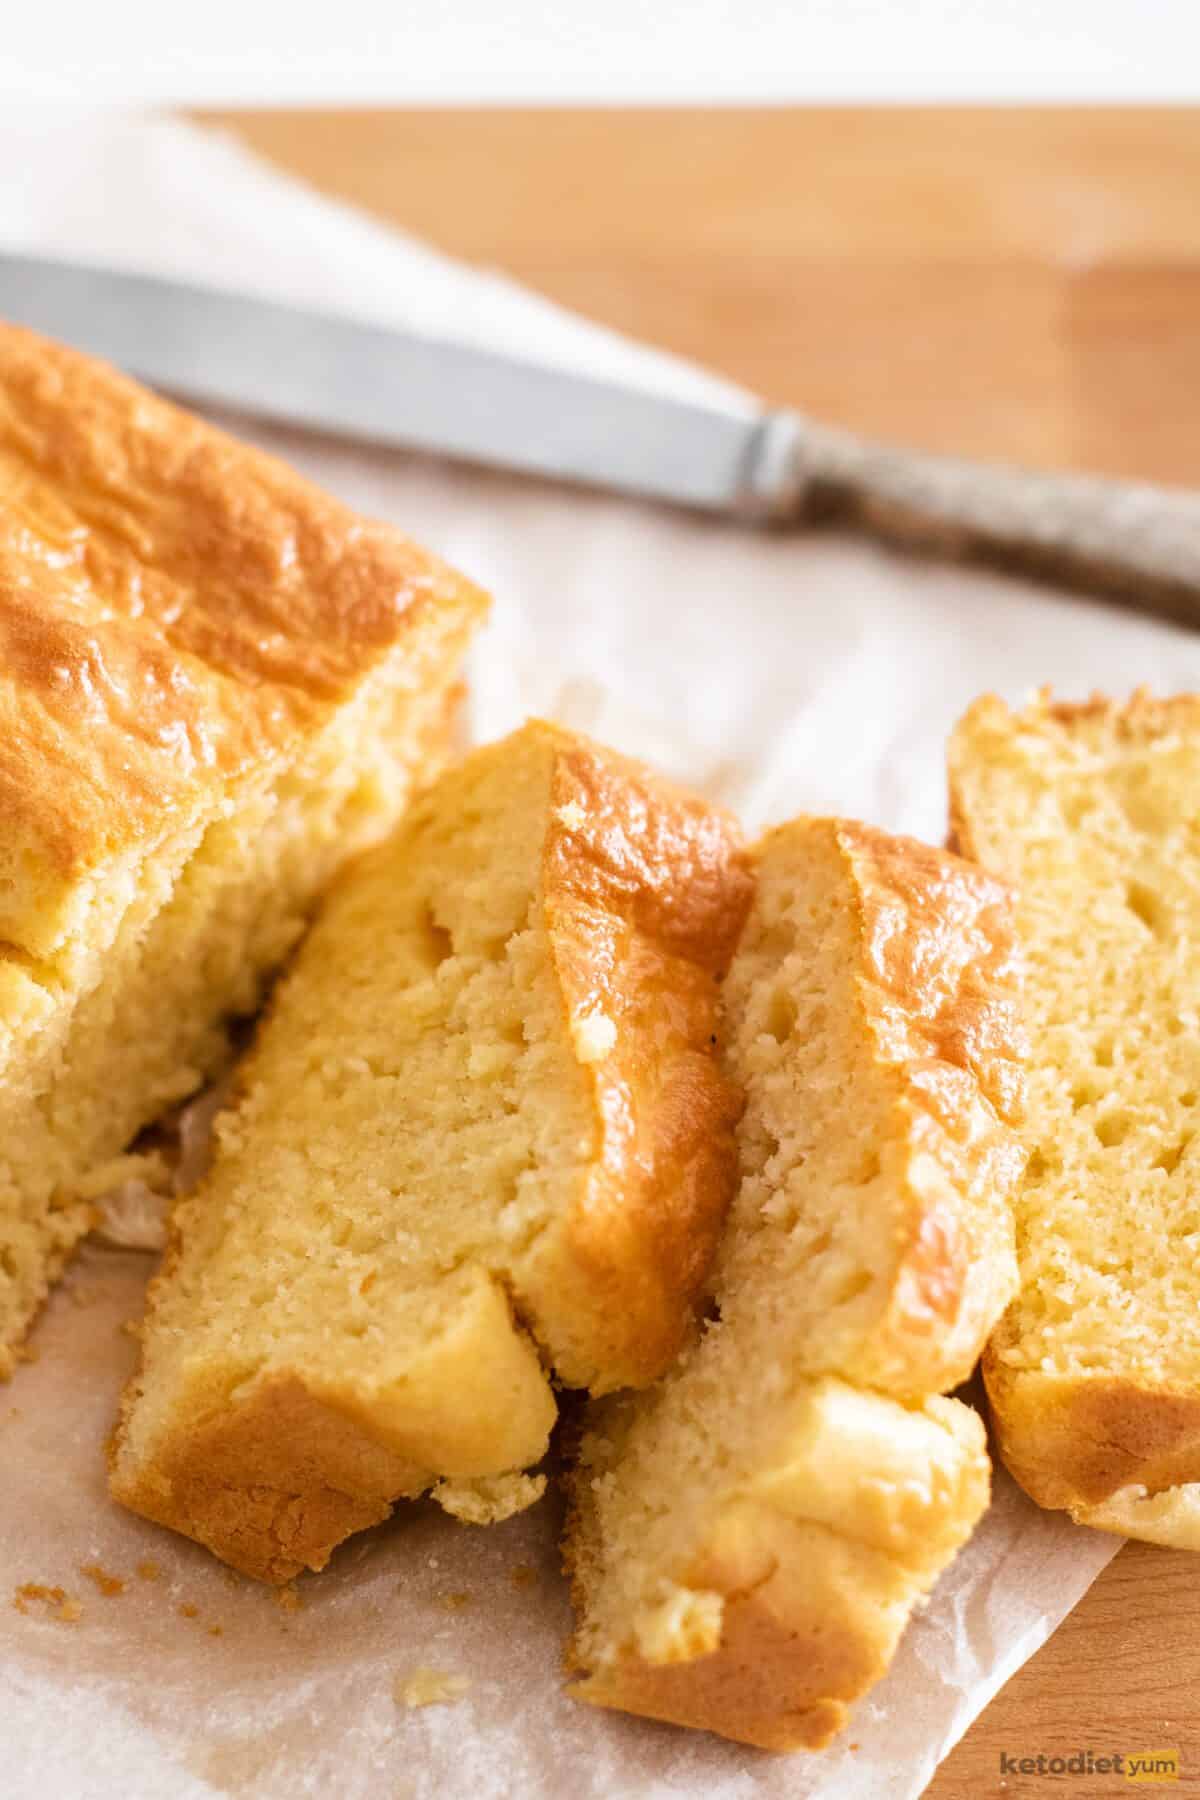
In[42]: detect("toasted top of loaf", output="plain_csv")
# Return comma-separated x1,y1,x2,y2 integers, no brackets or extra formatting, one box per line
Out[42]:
949,691,1200,1517
0,325,487,961
564,814,1012,1748
111,721,751,1579
713,817,1024,1396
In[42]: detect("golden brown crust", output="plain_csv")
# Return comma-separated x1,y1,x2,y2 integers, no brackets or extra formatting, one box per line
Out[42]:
532,733,753,1388
838,821,1026,1133
835,820,1024,1393
983,1356,1200,1514
1042,687,1200,736
110,1374,401,1584
567,1516,887,1752
0,325,487,933
111,1265,558,1583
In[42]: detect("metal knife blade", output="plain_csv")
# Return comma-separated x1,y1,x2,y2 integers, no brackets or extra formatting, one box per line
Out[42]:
3,250,1200,627
0,252,792,517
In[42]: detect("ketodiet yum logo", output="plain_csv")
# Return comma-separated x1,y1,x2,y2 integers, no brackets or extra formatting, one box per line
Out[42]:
998,1748,1180,1782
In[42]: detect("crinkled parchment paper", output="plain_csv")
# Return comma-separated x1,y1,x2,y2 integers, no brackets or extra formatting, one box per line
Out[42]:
6,110,1200,1800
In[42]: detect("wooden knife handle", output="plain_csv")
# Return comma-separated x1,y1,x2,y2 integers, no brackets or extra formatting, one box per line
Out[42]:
759,412,1200,629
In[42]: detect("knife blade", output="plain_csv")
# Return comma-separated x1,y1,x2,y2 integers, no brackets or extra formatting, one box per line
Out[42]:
2,250,1199,627
0,252,792,517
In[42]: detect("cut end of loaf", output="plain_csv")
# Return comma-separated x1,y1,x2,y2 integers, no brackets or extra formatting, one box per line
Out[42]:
951,690,1200,1533
563,812,1014,1749
714,816,1023,1399
0,326,490,1366
565,1365,990,1752
111,721,750,1579
1,654,474,1369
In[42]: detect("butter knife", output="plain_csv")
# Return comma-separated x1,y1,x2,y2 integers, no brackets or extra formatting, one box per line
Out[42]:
2,251,1197,626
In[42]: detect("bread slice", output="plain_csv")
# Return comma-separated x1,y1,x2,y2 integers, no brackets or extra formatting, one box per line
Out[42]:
564,817,1024,1751
950,691,1200,1546
110,721,752,1582
0,326,487,1375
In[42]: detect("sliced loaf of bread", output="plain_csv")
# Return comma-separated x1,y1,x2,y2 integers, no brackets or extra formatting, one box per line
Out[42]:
564,817,1024,1750
0,325,486,1374
110,721,751,1582
950,691,1200,1546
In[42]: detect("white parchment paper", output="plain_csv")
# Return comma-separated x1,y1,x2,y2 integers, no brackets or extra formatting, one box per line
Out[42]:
5,109,1200,1800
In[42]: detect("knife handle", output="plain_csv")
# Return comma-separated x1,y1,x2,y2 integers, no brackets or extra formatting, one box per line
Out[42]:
748,411,1200,629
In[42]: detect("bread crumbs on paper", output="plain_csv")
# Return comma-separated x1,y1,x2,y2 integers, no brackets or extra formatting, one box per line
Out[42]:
510,1563,537,1589
137,1560,161,1582
394,1668,471,1709
14,1583,81,1622
437,1590,472,1612
276,1583,304,1613
179,1602,199,1619
81,1563,125,1596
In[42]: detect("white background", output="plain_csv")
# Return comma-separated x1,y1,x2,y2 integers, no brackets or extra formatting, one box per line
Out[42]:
4,0,1200,103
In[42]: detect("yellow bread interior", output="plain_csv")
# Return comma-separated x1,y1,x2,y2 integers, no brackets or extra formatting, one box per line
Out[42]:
111,721,750,1581
712,817,1022,1398
564,816,1021,1751
0,324,490,1369
0,637,472,1375
949,692,1200,1537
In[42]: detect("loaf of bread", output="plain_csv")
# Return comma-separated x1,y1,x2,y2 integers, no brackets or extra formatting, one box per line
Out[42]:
111,721,752,1582
565,817,1024,1750
950,691,1200,1546
0,326,487,1375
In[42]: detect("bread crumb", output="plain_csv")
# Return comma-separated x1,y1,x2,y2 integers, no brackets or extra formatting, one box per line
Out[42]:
14,1583,81,1622
276,1583,304,1613
81,1563,125,1597
208,1624,224,1637
136,1560,161,1582
437,1590,472,1612
510,1563,537,1589
433,1472,545,1525
179,1602,199,1619
394,1668,470,1709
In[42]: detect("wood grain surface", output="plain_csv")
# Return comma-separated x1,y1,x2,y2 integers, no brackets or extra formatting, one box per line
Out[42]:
199,107,1200,1798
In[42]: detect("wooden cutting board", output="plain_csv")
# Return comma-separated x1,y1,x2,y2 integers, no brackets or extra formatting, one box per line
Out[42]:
199,107,1200,1800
